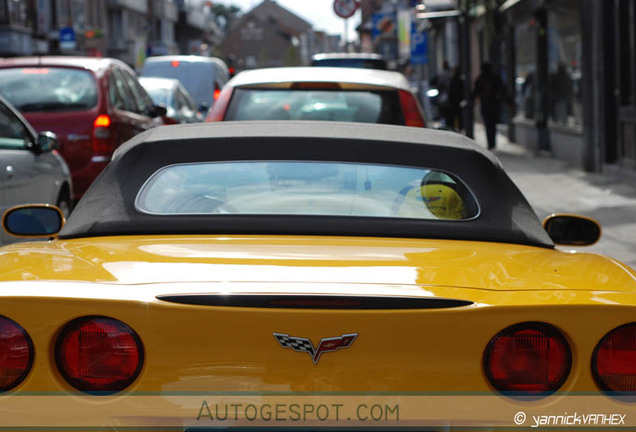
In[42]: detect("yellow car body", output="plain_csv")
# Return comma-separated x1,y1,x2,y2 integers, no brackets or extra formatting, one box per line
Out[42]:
1,122,635,430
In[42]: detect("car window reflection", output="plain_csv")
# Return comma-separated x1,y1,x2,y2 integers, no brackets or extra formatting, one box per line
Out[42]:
136,161,477,221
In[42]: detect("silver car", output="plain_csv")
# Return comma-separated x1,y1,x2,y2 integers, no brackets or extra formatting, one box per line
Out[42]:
0,94,72,244
139,77,202,124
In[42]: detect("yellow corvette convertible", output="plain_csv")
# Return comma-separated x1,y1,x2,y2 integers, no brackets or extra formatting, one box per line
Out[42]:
1,121,636,430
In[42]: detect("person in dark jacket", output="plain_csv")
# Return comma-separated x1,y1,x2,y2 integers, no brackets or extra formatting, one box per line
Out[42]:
473,62,507,150
445,66,464,131
431,60,452,122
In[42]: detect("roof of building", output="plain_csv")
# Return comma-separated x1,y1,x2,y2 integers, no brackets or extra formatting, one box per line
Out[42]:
248,0,312,35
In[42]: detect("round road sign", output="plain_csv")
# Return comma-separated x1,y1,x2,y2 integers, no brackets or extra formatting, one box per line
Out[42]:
333,0,358,19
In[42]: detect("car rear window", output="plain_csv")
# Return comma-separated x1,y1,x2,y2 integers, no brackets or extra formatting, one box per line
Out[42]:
224,88,403,124
141,84,172,106
312,58,388,70
136,161,478,221
0,67,97,112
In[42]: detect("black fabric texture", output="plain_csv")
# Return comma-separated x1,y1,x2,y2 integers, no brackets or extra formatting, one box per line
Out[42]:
60,121,553,248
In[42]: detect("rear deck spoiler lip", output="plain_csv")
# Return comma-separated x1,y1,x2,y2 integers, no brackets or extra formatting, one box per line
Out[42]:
155,294,473,310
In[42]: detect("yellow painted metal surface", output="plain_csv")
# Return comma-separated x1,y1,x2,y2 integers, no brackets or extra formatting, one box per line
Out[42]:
1,235,636,429
0,235,634,294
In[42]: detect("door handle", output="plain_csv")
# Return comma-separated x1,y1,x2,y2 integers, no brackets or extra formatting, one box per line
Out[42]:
5,165,14,179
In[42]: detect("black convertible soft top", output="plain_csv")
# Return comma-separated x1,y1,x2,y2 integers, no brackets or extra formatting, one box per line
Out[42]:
60,121,553,248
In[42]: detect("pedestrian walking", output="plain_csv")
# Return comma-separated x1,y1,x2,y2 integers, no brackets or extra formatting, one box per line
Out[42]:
445,66,464,131
431,60,452,123
473,62,508,149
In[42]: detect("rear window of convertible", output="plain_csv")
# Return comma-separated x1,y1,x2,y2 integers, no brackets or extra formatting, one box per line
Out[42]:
136,161,478,221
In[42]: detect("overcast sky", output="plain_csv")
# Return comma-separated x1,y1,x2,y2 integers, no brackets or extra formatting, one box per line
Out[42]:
210,0,362,41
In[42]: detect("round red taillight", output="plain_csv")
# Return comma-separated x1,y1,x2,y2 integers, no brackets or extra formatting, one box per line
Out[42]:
593,323,636,393
0,316,33,391
55,316,143,393
483,322,571,395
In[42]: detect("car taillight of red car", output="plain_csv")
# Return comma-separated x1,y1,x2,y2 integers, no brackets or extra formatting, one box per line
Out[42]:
399,89,427,128
206,87,233,122
92,114,114,162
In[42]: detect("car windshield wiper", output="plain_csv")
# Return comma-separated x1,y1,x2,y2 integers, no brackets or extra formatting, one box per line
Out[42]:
19,102,91,112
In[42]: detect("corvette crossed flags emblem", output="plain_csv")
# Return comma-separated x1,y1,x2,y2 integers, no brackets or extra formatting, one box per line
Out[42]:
273,333,358,364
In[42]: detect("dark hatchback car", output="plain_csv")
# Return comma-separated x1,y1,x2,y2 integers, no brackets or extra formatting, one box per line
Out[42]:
0,56,165,199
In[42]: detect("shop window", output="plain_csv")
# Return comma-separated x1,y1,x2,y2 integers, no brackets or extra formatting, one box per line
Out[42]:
514,19,537,121
6,0,27,27
547,1,582,127
0,2,7,25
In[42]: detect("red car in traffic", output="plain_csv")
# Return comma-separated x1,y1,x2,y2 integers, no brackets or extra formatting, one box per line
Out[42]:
0,56,165,199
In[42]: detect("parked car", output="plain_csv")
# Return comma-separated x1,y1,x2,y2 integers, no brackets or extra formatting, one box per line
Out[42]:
206,66,427,127
0,94,72,244
139,77,202,124
0,121,631,428
0,56,165,199
311,52,388,70
140,55,230,115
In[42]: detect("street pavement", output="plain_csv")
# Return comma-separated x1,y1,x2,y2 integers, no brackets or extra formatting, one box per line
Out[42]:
471,123,636,270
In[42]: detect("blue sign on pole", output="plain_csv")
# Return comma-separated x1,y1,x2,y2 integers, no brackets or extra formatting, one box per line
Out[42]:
410,28,428,65
59,27,76,50
371,12,395,42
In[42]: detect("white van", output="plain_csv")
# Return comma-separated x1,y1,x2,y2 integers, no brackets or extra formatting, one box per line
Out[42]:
140,56,229,114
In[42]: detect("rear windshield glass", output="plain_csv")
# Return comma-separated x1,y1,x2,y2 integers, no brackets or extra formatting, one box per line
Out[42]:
136,161,478,221
0,67,97,112
312,58,388,70
143,87,171,106
224,88,403,124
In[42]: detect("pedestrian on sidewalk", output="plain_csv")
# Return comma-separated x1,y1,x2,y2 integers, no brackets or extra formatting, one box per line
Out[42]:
445,66,464,132
431,60,452,124
472,62,508,150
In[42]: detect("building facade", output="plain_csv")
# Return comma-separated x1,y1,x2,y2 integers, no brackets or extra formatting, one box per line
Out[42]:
0,0,109,57
500,0,585,168
499,0,636,176
0,0,222,70
358,0,635,177
601,0,636,174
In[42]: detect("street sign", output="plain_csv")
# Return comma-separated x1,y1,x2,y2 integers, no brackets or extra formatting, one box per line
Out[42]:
371,12,395,41
410,28,428,65
59,27,76,51
333,0,358,19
